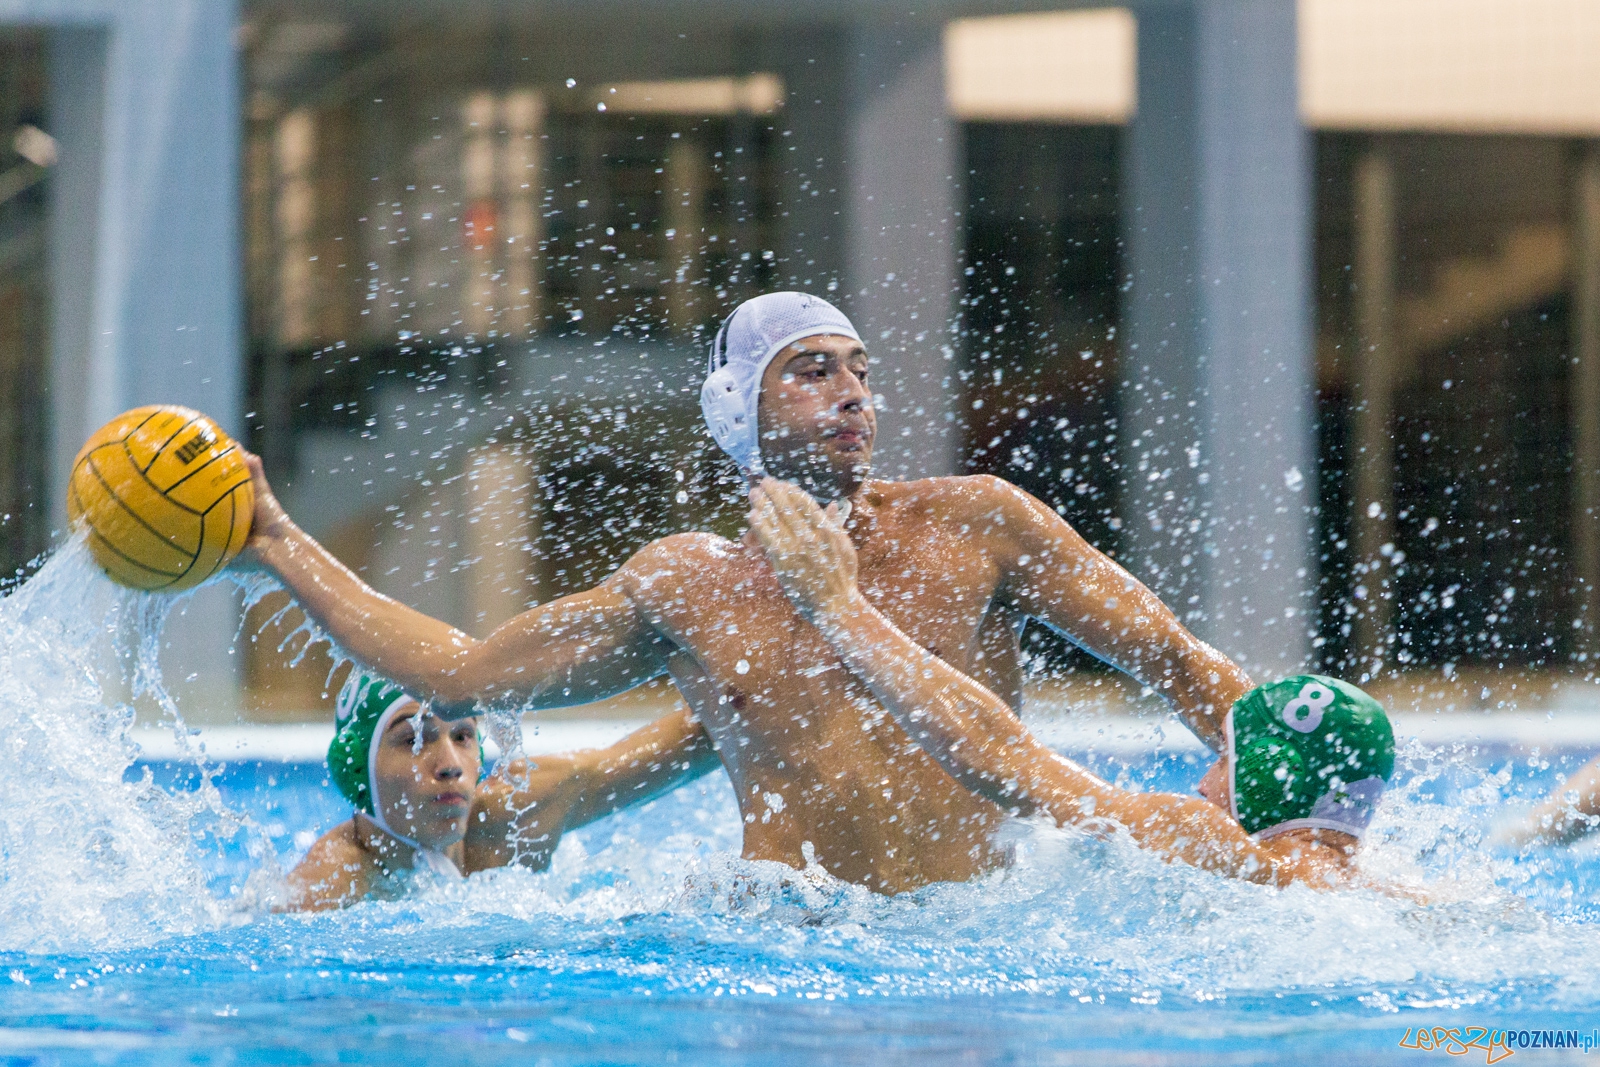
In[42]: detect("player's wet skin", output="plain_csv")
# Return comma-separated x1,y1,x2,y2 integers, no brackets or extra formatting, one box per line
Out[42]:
241,329,1254,894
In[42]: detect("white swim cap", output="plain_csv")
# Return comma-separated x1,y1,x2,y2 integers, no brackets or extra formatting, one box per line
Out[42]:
701,292,863,474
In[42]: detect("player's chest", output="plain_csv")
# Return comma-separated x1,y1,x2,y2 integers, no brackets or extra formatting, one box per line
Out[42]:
852,528,1003,647
654,534,1002,686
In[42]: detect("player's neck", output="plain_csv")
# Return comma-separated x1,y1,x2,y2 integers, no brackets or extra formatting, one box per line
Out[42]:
353,812,464,871
759,459,869,505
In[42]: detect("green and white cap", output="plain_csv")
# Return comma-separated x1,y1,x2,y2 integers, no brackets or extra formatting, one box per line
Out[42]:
1226,675,1395,840
328,672,420,820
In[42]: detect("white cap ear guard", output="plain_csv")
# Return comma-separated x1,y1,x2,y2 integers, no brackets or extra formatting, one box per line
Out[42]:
700,292,863,474
701,362,752,470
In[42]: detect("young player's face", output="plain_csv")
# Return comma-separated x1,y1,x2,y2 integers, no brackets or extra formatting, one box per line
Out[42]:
1197,752,1232,813
371,706,481,852
756,334,874,496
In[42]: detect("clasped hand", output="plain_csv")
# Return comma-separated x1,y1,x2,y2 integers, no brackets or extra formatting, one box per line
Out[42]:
748,478,862,626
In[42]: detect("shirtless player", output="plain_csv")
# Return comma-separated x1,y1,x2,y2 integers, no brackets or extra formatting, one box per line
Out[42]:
240,291,1255,894
748,477,1397,891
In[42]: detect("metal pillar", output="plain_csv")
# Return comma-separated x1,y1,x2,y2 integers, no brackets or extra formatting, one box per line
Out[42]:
1573,142,1600,655
1120,6,1202,615
47,0,242,505
1120,0,1315,677
763,23,960,481
1350,143,1398,672
46,25,109,508
843,22,961,481
765,27,848,295
38,0,244,720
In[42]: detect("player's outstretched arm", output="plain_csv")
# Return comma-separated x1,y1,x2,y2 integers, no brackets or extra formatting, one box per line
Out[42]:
964,476,1252,752
240,451,671,717
467,709,721,869
1499,752,1600,847
750,480,1317,887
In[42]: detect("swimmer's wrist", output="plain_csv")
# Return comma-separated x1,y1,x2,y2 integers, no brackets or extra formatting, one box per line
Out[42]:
245,509,307,571
812,589,872,639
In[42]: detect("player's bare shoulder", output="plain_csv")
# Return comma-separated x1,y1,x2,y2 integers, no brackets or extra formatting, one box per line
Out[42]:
300,818,368,870
283,819,376,911
868,474,1036,529
610,531,752,608
618,531,744,579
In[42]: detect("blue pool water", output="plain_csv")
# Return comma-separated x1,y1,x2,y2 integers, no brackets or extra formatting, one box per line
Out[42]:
0,742,1591,1066
4,551,1600,1064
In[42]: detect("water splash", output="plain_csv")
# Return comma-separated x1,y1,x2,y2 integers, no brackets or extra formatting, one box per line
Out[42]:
0,543,232,951
265,750,1600,1007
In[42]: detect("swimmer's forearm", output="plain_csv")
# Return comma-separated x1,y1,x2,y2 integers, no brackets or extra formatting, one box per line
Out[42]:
815,599,1300,885
1171,640,1253,748
996,482,1250,751
252,515,668,716
251,514,480,704
814,594,1065,812
1022,548,1248,750
561,711,721,830
1043,571,1247,750
1508,755,1600,846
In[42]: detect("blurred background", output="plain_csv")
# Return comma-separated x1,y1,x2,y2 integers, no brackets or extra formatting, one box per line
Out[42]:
1,0,1598,724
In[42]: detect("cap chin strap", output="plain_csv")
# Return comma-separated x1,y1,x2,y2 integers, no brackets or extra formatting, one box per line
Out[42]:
1224,707,1241,828
365,698,461,874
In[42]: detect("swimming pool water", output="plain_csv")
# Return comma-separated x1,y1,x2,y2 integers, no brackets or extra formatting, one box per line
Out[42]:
0,741,1593,1067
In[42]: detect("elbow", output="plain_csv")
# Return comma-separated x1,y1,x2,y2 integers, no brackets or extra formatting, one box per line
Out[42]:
428,681,482,719
424,648,509,716
427,665,499,719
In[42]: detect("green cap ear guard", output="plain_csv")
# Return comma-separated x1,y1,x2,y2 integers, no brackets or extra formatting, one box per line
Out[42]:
1227,675,1395,840
1233,737,1308,817
327,672,414,814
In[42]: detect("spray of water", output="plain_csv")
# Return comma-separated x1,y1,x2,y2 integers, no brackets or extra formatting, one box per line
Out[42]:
0,542,232,950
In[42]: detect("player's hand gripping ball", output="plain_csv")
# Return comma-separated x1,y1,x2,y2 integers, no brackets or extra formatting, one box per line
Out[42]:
66,405,254,591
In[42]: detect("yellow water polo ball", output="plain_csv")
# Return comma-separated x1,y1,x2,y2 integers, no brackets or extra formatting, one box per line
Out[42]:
66,405,255,592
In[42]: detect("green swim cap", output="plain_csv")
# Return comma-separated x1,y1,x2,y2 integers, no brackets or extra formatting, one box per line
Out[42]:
327,672,417,814
327,671,488,818
1227,675,1395,840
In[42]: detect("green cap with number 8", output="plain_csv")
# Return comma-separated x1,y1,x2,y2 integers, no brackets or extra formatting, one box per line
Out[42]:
1226,674,1395,839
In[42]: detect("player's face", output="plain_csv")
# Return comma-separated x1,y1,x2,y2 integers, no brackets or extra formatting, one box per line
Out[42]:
756,334,874,497
371,705,481,852
1197,753,1232,813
